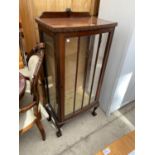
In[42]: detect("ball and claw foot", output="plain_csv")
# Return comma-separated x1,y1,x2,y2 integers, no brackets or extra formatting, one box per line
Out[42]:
91,111,97,116
56,130,62,137
91,107,98,116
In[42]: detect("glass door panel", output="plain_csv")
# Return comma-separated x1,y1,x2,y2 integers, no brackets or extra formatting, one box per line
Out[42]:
64,33,108,117
90,33,108,102
83,35,99,107
65,37,78,115
75,36,89,111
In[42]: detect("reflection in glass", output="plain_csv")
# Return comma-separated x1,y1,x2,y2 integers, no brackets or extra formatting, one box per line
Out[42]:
75,36,89,111
65,37,78,115
64,33,108,117
90,33,108,102
83,35,99,107
43,33,58,114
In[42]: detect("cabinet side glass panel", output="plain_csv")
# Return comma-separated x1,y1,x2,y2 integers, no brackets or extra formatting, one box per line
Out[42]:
43,33,58,114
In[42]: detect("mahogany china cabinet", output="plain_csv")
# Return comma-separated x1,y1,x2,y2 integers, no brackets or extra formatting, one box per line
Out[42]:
35,11,117,137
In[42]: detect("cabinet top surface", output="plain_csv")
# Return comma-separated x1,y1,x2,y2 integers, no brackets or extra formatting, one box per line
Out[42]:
35,12,117,33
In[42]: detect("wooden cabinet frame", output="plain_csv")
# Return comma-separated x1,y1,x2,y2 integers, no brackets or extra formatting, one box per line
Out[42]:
36,11,117,137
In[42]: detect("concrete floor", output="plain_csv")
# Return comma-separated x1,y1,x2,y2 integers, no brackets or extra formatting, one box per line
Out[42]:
19,102,135,155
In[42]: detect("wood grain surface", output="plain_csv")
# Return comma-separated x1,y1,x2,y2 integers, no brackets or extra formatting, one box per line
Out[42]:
19,0,99,52
96,131,135,155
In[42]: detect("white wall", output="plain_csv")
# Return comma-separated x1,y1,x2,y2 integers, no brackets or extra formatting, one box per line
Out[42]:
109,31,135,113
98,0,135,114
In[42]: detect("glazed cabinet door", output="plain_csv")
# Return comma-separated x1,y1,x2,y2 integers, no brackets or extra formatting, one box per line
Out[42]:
64,33,108,118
